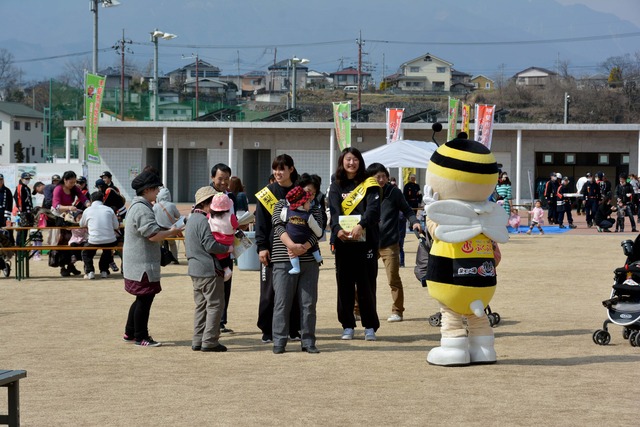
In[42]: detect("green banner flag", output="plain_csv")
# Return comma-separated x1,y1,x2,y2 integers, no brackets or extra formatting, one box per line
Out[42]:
85,73,106,164
447,97,459,142
332,101,351,151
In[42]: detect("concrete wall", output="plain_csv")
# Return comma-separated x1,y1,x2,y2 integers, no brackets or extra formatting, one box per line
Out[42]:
64,120,640,203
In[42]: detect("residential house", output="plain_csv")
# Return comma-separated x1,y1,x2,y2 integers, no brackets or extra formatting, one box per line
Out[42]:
396,53,453,92
0,101,45,163
219,71,266,96
267,59,310,93
513,67,557,86
471,75,495,91
450,69,474,94
306,70,332,89
329,67,372,89
98,66,139,115
167,60,221,90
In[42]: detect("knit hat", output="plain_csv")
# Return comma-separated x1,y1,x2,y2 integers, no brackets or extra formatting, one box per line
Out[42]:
194,186,217,207
210,193,233,212
286,186,313,210
131,171,162,195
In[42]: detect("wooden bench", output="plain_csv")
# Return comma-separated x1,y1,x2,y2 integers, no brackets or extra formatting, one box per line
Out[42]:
3,245,122,281
0,370,26,427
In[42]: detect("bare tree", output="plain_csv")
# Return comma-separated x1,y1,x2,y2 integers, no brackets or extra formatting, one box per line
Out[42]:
0,48,21,100
59,57,91,89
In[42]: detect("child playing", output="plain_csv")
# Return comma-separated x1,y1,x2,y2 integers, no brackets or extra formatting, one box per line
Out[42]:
508,207,521,233
281,186,323,275
526,200,545,235
207,193,238,281
68,211,88,267
615,198,625,232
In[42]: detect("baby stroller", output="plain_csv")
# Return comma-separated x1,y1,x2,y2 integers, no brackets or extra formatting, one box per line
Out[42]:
414,230,501,327
592,236,640,347
0,230,14,277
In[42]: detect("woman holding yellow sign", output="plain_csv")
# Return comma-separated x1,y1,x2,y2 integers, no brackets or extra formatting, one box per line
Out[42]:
328,147,381,341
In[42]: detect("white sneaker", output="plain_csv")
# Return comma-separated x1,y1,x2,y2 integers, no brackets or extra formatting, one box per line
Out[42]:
364,328,377,341
84,272,95,280
341,328,354,340
387,314,403,322
100,271,109,279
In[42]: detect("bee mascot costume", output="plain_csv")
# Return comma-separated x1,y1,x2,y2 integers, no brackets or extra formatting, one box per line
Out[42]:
423,138,508,366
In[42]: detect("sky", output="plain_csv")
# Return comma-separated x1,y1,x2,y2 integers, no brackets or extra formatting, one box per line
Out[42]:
2,0,639,83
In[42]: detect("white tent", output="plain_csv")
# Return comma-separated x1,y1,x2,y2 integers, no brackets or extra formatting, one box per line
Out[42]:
362,139,438,169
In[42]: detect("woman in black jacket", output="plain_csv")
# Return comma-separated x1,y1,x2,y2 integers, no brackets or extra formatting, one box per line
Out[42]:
595,196,615,232
328,147,381,341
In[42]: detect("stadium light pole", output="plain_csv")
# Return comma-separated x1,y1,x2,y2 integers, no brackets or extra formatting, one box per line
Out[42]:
291,56,309,109
150,29,177,121
91,0,121,74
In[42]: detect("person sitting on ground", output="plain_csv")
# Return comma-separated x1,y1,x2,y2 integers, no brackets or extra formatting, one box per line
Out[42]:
79,191,120,279
595,195,616,232
281,186,324,275
207,193,239,282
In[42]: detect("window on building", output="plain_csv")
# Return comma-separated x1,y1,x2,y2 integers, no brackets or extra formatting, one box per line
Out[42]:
0,146,2,155
437,67,446,73
0,121,2,130
14,121,20,130
25,122,31,131
410,66,420,73
424,56,432,62
32,147,35,155
35,122,38,128
433,82,445,91
485,82,491,89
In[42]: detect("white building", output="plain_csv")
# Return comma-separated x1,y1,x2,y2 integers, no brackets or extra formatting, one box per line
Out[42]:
0,101,45,163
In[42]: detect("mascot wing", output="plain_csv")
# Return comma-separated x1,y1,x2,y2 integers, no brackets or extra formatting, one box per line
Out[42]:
426,200,510,243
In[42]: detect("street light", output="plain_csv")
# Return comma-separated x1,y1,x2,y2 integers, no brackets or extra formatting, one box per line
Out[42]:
90,0,121,74
564,92,571,124
291,56,309,109
150,29,177,121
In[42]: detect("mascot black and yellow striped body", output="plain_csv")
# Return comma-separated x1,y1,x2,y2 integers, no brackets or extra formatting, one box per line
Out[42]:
424,139,502,314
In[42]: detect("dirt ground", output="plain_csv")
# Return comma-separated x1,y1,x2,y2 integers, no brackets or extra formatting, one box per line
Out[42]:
2,227,640,426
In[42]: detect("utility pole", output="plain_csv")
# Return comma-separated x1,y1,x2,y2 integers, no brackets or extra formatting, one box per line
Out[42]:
357,31,364,110
237,50,241,98
183,53,200,119
382,53,385,91
114,29,132,121
564,92,570,124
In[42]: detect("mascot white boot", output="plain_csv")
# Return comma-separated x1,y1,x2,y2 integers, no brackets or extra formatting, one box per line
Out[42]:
423,138,508,366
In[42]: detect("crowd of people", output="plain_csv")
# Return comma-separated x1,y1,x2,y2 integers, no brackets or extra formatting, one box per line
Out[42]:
11,154,635,353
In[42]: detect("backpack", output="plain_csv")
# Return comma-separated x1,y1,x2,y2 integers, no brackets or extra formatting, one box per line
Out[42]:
413,230,432,288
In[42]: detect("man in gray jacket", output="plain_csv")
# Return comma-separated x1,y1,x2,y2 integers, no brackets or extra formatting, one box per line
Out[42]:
367,163,421,323
185,186,234,352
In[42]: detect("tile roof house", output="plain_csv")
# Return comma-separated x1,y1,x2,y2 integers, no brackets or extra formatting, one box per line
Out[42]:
0,101,45,163
471,75,496,90
329,67,372,89
267,59,310,93
512,67,557,86
396,53,453,92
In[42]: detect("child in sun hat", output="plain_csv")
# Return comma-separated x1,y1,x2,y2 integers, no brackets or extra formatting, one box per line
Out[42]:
281,186,324,274
207,193,239,281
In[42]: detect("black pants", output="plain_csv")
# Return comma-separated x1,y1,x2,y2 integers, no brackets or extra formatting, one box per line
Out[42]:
220,260,232,327
335,243,380,331
257,263,300,337
81,241,116,273
546,198,557,223
125,293,156,341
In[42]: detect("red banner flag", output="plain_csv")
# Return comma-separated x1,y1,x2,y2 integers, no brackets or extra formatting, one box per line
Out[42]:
474,104,496,148
386,108,404,144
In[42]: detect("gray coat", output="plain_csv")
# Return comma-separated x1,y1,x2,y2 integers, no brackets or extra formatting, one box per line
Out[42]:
123,197,162,282
185,210,230,278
